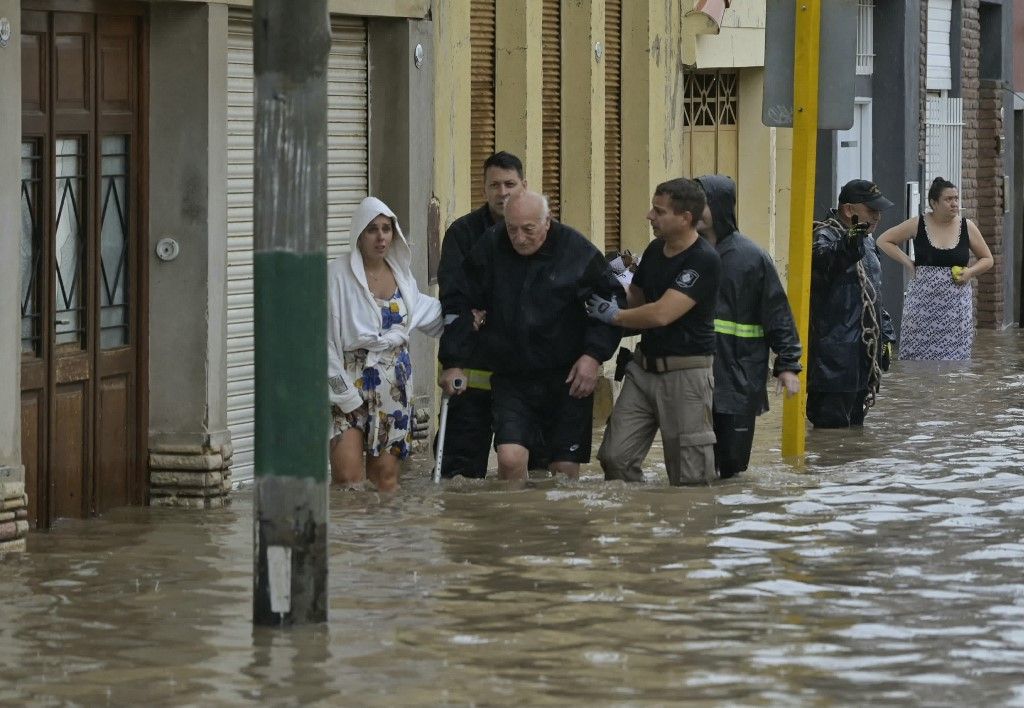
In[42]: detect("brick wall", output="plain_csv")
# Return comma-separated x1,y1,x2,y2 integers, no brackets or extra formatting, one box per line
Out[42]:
975,80,1005,327
920,0,927,165
961,0,980,217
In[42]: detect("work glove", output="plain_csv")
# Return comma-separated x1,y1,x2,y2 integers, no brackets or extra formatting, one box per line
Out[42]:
880,341,893,372
847,218,869,244
585,293,620,325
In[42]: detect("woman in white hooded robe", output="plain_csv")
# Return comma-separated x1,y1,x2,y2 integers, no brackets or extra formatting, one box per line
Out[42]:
328,197,443,490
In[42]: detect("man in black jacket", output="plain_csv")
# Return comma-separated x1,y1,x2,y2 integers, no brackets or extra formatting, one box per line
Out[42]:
434,152,527,478
439,191,623,481
695,174,802,479
808,179,896,427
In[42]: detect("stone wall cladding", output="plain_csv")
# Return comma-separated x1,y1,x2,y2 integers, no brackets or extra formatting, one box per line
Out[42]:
0,469,28,554
975,80,1005,327
920,0,928,165
961,0,980,217
149,442,233,509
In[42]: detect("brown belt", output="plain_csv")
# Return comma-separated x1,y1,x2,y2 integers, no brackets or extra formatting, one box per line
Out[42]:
634,348,713,374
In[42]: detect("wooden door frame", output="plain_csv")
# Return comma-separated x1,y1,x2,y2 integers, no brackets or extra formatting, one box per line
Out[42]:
20,1,150,524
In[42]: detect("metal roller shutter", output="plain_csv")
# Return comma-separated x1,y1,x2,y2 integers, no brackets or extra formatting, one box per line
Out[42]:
604,0,622,253
225,11,368,483
469,0,496,192
542,0,561,219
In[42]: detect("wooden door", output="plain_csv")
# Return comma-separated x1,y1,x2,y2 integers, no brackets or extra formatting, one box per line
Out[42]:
20,5,145,528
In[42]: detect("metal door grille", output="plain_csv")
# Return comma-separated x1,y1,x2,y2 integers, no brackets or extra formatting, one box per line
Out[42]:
925,95,963,196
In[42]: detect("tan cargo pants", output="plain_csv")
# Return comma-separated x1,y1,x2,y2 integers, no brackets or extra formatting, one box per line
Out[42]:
597,360,716,486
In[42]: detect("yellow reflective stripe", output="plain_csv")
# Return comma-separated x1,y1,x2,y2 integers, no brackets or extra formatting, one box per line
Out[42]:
435,364,492,391
714,319,765,338
464,368,492,391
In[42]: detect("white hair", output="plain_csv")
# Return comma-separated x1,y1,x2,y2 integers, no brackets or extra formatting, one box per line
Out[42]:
507,191,550,220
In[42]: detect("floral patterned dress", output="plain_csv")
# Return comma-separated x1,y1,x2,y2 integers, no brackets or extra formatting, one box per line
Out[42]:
331,290,414,458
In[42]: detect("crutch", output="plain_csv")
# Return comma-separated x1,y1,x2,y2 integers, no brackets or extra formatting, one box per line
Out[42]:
432,377,465,483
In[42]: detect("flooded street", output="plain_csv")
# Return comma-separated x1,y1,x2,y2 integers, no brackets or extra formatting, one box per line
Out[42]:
3,329,1024,706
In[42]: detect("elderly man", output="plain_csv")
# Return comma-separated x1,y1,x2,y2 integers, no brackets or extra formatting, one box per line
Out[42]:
434,151,530,479
439,191,623,481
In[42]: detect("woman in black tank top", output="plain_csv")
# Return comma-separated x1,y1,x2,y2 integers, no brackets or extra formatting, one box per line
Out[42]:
876,177,993,360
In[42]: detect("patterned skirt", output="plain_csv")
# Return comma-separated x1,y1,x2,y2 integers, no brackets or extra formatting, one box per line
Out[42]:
898,265,974,361
331,345,414,459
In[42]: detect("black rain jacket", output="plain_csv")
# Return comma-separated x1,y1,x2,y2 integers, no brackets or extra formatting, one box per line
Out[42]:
809,211,895,393
436,204,495,370
439,220,623,374
696,175,802,416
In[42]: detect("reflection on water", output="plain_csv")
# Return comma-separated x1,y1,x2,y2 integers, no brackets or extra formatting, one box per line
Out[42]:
2,330,1024,705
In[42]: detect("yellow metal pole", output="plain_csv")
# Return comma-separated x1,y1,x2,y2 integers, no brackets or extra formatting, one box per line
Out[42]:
781,0,821,460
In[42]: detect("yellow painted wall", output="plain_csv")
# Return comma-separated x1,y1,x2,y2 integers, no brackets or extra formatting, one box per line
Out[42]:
431,0,472,234
693,0,765,68
620,0,691,255
495,0,544,189
737,68,771,253
559,0,605,243
430,0,791,271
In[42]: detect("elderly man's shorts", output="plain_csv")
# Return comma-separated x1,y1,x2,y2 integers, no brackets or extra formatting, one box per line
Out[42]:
490,369,593,464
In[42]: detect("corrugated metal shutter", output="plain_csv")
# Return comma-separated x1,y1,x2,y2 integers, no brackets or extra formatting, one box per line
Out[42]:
542,0,561,219
604,0,622,253
469,0,496,192
926,0,953,91
225,11,368,483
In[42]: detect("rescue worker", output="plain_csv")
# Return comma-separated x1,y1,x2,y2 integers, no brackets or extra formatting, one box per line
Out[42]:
808,179,896,428
694,174,802,479
434,151,541,479
438,191,623,481
586,178,721,486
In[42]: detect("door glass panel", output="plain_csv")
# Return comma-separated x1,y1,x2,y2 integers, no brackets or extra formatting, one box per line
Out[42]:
54,136,86,347
21,139,43,356
100,135,129,349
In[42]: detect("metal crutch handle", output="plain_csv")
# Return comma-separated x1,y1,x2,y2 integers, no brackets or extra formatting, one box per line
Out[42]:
432,377,466,483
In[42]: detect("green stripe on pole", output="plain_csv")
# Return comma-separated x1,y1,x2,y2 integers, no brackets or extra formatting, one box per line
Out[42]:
714,319,765,338
254,251,328,480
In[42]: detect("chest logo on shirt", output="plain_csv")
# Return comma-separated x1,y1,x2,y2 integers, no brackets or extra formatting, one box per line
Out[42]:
674,269,700,289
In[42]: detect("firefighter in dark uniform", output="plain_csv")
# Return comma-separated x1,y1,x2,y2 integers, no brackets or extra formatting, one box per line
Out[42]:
434,152,529,478
439,191,623,481
808,179,896,427
695,174,802,479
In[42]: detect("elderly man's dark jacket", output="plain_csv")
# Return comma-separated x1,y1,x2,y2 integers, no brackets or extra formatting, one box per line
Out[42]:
439,220,623,374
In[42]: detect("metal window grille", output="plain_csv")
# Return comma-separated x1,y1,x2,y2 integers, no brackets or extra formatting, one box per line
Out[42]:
925,94,963,198
682,71,737,128
856,0,874,75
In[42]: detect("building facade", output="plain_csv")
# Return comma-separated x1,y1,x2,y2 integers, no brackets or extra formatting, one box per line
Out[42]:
1,0,786,546
813,0,1017,334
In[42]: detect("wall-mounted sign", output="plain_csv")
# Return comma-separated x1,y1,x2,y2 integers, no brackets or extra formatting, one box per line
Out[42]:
0,18,11,48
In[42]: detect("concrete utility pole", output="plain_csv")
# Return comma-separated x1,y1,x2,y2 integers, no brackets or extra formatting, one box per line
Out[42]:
781,0,821,459
252,0,330,626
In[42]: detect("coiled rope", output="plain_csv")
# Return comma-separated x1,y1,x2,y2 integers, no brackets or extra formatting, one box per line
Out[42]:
856,260,882,412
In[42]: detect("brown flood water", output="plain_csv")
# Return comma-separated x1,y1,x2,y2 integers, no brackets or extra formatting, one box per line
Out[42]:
2,329,1024,706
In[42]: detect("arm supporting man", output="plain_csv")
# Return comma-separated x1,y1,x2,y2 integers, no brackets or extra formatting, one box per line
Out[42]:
588,288,696,330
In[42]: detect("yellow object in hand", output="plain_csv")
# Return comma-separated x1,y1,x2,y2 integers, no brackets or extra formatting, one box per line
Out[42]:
951,266,965,283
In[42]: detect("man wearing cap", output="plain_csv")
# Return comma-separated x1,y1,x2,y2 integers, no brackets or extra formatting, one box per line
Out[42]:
807,179,897,428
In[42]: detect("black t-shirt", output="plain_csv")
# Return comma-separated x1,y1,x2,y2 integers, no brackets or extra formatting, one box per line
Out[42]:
632,236,721,356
